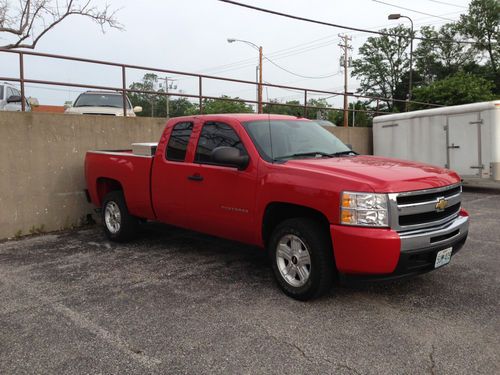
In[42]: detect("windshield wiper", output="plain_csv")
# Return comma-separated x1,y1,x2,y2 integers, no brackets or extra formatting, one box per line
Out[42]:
274,151,335,161
331,150,358,156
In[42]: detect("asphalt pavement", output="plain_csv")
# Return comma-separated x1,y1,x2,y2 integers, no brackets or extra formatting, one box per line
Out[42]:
0,189,499,374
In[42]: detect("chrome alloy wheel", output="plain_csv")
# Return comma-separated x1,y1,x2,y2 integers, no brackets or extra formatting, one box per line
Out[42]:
276,234,312,288
104,201,121,234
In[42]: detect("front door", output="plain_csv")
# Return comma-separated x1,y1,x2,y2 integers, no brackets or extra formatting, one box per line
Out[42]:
447,113,482,177
184,120,258,244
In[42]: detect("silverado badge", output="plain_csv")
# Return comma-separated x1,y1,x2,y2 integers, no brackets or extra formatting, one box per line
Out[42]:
435,197,449,212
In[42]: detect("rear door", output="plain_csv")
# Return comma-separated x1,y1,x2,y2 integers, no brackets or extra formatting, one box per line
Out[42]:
151,121,195,227
447,112,482,177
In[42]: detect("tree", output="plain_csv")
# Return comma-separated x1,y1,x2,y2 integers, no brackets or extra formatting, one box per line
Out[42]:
200,95,254,114
0,0,121,49
458,0,500,92
263,99,302,116
414,24,477,85
128,73,160,117
411,72,495,109
352,25,411,112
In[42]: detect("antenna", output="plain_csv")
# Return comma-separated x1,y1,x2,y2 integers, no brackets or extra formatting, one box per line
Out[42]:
265,86,274,161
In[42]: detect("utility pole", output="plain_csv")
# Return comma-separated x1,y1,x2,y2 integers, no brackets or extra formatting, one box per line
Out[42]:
159,77,177,119
338,34,352,127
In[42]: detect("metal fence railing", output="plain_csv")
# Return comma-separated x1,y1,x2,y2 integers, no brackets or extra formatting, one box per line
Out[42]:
0,48,442,122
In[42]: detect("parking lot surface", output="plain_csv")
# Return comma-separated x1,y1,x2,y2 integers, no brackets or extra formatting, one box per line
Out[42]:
0,189,499,374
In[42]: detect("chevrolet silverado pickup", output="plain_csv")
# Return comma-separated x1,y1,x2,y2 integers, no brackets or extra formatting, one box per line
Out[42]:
85,114,469,300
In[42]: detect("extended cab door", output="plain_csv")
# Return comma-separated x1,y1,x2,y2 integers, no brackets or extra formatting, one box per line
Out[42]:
183,120,259,244
151,120,196,228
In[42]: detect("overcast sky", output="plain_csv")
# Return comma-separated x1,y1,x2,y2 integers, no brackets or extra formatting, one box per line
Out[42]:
0,0,472,108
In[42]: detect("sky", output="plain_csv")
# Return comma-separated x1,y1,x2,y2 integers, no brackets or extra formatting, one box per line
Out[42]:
0,0,472,108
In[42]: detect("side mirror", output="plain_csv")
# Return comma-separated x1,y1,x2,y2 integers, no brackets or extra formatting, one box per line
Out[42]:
7,95,22,103
133,106,143,113
28,97,39,107
64,101,73,109
211,146,249,170
346,144,353,150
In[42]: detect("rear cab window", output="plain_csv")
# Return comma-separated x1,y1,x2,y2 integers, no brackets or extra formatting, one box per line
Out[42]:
195,121,247,165
166,122,193,162
0,85,4,100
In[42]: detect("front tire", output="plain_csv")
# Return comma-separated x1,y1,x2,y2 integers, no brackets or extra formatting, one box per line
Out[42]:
102,191,139,242
269,218,334,300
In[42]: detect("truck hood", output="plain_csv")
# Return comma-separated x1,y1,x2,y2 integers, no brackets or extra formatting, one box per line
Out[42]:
65,107,136,117
285,155,460,193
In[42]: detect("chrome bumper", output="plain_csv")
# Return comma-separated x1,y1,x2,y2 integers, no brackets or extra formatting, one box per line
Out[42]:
399,215,469,252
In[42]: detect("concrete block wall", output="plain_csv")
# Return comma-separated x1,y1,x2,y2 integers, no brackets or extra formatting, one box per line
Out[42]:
0,113,373,239
0,112,166,239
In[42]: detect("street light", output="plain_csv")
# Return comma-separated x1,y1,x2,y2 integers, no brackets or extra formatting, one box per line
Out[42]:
388,13,414,110
227,38,263,113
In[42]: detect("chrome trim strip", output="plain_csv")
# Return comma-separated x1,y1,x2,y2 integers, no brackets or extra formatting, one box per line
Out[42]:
394,182,462,197
397,193,461,216
400,215,469,252
87,150,153,158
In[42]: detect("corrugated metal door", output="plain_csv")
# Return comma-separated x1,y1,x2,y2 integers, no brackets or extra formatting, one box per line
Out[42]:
447,112,482,177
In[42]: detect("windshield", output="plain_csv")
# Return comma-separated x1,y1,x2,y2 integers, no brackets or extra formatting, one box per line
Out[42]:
243,120,353,162
74,93,131,109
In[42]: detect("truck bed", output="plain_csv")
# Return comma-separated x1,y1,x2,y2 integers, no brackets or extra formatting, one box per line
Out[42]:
85,149,156,220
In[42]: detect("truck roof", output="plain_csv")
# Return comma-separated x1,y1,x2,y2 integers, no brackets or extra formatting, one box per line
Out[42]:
373,100,500,123
169,113,309,122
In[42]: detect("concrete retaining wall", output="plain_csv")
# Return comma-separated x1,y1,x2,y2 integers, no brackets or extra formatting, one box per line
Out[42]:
0,112,165,239
0,113,373,239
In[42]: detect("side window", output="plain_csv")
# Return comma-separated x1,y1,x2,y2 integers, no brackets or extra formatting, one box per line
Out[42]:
0,85,4,100
6,87,14,98
13,88,21,97
166,122,193,162
195,122,247,164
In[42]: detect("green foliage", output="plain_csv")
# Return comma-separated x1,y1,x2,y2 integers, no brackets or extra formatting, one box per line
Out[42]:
415,24,477,84
459,0,499,72
352,25,411,111
411,72,496,109
199,95,254,114
263,100,302,116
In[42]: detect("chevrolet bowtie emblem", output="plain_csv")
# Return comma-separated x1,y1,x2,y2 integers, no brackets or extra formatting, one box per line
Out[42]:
435,197,449,212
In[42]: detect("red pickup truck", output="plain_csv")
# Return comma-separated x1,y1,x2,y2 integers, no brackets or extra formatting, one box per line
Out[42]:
85,114,469,300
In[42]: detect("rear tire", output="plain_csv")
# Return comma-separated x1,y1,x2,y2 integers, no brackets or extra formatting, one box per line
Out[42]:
102,191,139,242
269,218,334,300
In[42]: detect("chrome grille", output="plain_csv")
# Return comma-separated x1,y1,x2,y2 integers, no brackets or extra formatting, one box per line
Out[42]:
388,183,462,232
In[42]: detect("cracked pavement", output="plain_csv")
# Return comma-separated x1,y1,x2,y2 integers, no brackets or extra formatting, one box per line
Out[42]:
0,188,499,374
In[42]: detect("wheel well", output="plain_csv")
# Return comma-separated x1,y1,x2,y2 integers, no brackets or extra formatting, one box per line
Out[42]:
96,178,123,206
262,202,331,247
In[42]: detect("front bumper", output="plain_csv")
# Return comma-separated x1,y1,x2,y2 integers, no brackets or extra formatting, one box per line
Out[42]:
331,210,469,280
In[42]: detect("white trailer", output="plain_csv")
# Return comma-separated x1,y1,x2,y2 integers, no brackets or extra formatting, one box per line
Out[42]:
373,101,500,184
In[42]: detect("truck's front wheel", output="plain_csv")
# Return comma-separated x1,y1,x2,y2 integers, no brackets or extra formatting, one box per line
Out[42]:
269,218,334,300
102,191,139,242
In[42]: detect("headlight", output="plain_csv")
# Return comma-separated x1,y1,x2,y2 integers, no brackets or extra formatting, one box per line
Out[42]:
341,192,389,227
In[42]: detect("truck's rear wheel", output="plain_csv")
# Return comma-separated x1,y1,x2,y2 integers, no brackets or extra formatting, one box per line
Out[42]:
102,191,138,242
269,218,334,300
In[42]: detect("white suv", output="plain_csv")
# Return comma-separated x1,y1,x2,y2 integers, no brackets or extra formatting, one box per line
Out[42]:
65,91,142,117
0,82,31,112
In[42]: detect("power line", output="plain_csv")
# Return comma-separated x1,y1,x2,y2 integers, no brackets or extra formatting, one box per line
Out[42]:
427,0,467,9
216,0,480,45
372,0,456,21
263,55,340,79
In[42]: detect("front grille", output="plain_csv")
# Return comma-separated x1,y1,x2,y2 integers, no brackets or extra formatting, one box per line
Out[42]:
389,184,462,231
397,186,461,205
399,203,461,226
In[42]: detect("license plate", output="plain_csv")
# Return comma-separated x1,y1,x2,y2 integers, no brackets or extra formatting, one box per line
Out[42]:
435,247,453,268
